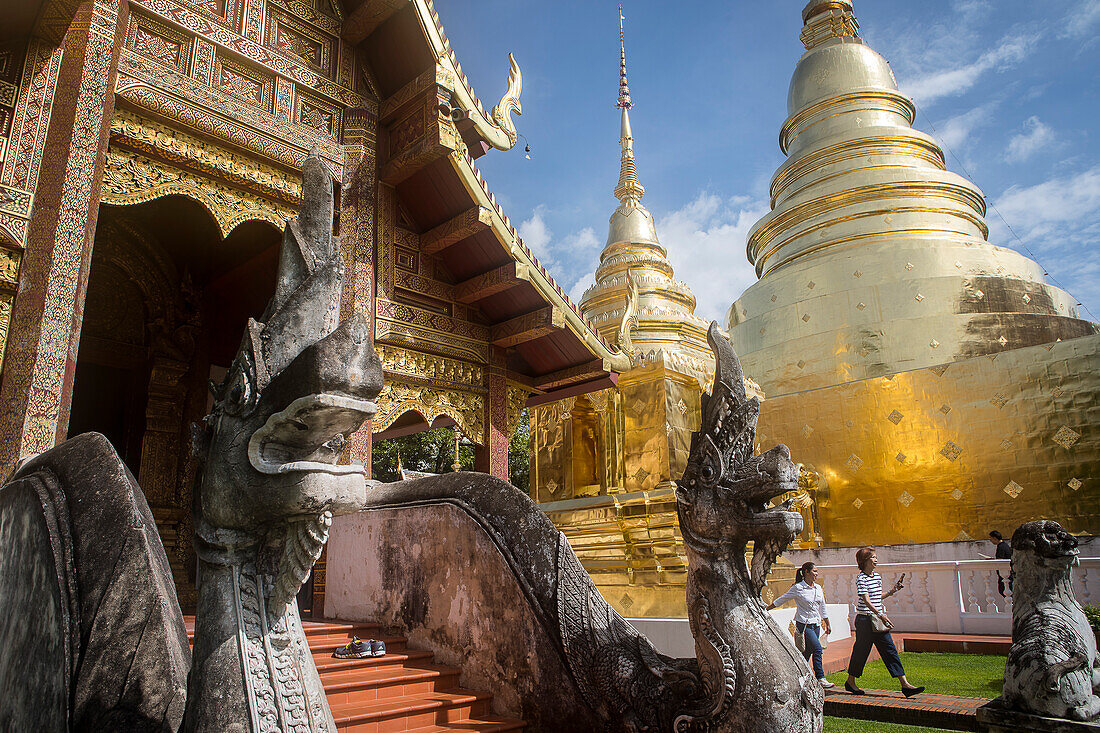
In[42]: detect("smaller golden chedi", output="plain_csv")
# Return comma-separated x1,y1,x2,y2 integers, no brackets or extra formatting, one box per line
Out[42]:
528,17,794,619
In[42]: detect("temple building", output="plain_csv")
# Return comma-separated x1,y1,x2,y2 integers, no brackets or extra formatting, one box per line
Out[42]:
527,21,775,619
726,0,1100,547
0,0,630,610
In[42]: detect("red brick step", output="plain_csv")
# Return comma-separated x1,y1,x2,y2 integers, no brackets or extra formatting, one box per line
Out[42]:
824,687,989,732
184,616,525,732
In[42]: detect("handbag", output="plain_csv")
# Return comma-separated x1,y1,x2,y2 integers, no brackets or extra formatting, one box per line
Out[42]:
789,621,805,652
870,614,891,633
819,628,829,650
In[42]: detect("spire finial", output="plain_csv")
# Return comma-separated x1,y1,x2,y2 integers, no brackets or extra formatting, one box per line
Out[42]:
616,4,632,110
614,4,644,204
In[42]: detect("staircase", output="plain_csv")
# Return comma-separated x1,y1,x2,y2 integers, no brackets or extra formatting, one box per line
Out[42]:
185,618,526,732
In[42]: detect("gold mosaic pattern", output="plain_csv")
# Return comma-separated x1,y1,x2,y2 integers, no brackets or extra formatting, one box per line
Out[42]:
755,335,1100,546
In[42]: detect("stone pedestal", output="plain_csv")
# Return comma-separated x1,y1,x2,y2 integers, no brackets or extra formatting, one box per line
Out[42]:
978,699,1100,732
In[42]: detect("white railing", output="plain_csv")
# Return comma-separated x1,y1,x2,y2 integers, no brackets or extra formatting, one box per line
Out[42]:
814,558,1100,635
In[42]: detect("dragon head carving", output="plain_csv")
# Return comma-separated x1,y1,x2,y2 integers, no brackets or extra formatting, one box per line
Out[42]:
676,322,803,592
490,53,522,148
195,154,383,532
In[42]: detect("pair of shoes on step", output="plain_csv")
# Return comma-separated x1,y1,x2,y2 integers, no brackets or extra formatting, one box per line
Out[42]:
333,636,386,659
817,678,835,688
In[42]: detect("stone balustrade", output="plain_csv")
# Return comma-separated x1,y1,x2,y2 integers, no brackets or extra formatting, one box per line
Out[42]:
814,558,1100,635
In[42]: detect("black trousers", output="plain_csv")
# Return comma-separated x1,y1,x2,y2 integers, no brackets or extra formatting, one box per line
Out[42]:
847,614,905,678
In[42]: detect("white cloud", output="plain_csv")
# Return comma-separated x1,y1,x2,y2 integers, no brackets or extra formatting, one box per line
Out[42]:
1061,0,1100,38
989,166,1100,319
517,208,601,297
953,0,991,16
518,207,553,264
901,34,1037,105
569,273,594,304
1004,116,1056,162
562,226,600,255
656,192,770,324
993,166,1100,232
934,105,993,151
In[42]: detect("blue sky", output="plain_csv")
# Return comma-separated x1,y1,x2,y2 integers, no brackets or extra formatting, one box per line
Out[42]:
438,0,1100,324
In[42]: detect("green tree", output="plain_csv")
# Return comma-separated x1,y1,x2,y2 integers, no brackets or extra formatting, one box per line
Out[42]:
369,410,531,493
371,427,473,482
508,409,530,493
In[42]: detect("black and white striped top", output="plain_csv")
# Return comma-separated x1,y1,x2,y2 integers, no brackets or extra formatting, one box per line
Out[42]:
855,571,884,615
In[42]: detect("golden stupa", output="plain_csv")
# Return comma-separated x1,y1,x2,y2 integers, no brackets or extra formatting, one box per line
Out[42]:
726,0,1100,546
527,21,789,619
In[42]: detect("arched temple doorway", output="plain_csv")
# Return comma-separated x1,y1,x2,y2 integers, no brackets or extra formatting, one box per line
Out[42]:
68,195,280,609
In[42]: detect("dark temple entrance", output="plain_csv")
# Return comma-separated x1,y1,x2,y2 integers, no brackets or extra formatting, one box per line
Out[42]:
69,196,280,609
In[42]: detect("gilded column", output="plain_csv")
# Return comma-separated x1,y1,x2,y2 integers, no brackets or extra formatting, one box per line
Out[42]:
0,0,129,470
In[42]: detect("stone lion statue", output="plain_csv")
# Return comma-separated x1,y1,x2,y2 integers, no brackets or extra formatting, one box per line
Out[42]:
1002,520,1100,721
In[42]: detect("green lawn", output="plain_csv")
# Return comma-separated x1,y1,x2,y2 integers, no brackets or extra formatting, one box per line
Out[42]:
826,652,1005,699
824,718,955,733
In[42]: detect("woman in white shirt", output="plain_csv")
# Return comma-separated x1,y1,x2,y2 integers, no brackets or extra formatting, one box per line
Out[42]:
766,562,833,687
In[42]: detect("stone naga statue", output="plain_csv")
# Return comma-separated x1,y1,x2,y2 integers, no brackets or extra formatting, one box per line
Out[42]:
360,322,822,732
1001,520,1100,721
186,153,383,731
564,322,822,731
670,322,824,731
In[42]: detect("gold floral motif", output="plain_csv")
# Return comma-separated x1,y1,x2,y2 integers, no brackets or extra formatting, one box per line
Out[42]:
0,292,11,371
102,147,294,236
0,248,20,284
1052,426,1081,449
940,441,962,461
374,379,485,444
506,386,530,439
586,389,610,414
375,344,484,387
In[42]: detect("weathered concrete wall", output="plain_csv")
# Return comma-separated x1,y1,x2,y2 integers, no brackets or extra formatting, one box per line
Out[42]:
326,500,600,731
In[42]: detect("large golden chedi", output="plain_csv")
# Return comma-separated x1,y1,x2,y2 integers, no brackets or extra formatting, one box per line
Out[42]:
726,0,1100,547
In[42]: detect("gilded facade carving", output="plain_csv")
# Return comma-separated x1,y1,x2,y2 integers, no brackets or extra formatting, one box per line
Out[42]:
132,0,320,85
266,8,333,76
115,59,337,174
102,146,294,235
268,0,342,36
110,109,303,201
374,379,485,445
127,10,193,72
3,39,61,192
375,344,485,387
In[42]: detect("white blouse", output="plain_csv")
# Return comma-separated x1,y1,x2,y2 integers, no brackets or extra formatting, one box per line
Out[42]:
772,580,829,624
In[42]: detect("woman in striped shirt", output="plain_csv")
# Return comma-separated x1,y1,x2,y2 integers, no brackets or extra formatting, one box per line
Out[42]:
844,547,925,697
